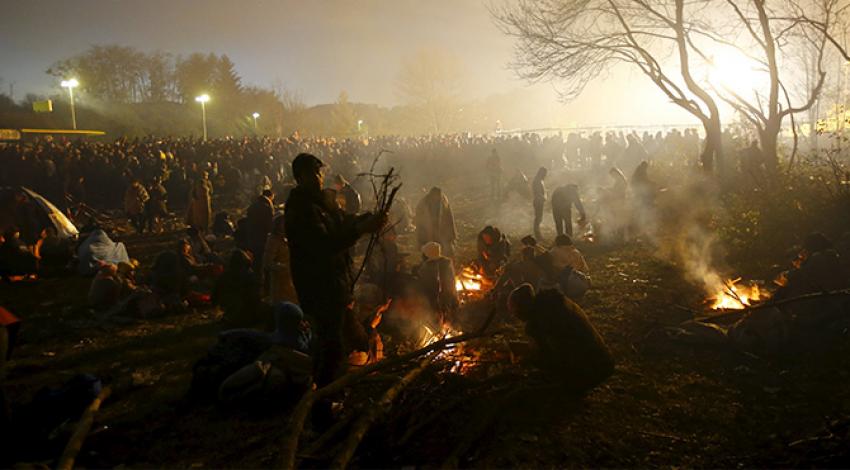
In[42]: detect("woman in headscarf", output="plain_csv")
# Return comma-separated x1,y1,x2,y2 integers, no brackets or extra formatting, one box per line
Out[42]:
414,187,457,257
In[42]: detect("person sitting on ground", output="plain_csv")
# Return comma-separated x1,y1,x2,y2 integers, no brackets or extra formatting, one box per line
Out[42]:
416,242,459,319
520,235,548,257
0,228,41,280
185,226,217,264
773,232,847,330
87,263,123,310
215,302,314,405
212,211,235,239
477,225,511,277
775,232,844,300
176,238,217,283
551,234,590,274
550,234,591,300
495,246,547,294
213,249,263,328
508,284,614,393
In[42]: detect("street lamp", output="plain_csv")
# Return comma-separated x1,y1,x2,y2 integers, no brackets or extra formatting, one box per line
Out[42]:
252,112,260,131
60,78,79,130
195,94,210,140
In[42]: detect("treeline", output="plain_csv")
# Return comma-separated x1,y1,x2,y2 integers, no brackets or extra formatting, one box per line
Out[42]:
0,44,558,138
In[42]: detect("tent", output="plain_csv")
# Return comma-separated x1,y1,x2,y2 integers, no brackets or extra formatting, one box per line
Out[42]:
0,186,79,240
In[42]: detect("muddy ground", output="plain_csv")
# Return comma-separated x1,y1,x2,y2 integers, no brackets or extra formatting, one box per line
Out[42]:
4,179,850,468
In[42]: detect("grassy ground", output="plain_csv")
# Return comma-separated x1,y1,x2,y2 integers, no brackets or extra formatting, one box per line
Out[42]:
3,180,850,468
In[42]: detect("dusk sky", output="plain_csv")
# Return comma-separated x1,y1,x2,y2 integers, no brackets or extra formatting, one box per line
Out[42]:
0,0,695,126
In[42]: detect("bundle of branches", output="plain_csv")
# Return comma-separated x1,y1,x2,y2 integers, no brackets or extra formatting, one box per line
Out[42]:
277,307,500,469
351,149,402,290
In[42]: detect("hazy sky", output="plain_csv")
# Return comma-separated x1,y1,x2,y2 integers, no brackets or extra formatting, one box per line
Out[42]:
0,0,696,126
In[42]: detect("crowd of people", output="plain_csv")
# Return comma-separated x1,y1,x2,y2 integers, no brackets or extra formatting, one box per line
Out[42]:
2,125,823,441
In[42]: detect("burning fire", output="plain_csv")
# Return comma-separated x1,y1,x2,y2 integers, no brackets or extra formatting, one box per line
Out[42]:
418,324,478,374
709,278,767,310
455,266,485,292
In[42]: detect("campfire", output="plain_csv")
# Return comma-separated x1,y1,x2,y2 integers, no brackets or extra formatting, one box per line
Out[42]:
454,265,492,302
418,324,479,374
708,278,768,310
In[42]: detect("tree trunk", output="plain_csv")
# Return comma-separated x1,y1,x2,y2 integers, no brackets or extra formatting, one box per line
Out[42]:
760,121,781,171
700,117,723,174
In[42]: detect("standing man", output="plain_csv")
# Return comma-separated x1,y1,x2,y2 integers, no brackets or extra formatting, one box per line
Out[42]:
285,153,385,427
551,183,586,237
531,167,547,240
246,189,275,273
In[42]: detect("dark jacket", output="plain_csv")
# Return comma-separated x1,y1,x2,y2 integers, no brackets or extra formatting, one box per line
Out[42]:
246,195,274,254
551,184,586,217
284,185,360,309
525,289,614,392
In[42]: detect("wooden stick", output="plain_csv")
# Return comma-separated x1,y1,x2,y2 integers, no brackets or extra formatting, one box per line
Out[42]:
277,327,500,470
330,354,435,469
57,386,112,470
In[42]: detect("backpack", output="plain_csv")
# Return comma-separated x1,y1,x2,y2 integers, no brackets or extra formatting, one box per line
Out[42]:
557,266,591,300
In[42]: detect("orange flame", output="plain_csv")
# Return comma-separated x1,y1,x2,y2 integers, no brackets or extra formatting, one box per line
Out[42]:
709,278,767,310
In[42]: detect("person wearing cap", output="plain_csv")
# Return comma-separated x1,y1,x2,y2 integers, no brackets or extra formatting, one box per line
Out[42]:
284,152,385,427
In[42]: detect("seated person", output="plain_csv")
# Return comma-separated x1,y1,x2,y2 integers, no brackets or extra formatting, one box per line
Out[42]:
551,234,592,300
217,302,313,404
496,246,547,293
176,238,217,282
0,228,41,280
774,232,846,328
416,242,459,317
212,211,236,238
77,229,130,276
775,232,844,300
185,227,219,264
88,263,122,309
477,225,511,277
550,234,589,274
508,284,614,393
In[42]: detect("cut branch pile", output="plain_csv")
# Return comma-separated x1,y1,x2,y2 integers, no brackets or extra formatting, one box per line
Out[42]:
278,307,501,469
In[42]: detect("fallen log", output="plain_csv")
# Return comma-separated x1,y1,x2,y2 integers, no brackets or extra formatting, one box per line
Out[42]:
57,385,112,470
331,354,435,469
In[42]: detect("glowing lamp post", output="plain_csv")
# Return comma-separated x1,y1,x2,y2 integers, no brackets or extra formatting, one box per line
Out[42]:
60,78,79,130
195,94,210,141
252,112,260,131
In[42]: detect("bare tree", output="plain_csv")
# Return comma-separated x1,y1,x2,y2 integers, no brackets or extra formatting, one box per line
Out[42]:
492,0,727,172
396,48,465,134
705,0,850,168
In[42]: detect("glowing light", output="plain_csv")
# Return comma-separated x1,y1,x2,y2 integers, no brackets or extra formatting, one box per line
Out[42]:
707,49,764,97
195,94,210,103
252,112,260,118
60,78,79,88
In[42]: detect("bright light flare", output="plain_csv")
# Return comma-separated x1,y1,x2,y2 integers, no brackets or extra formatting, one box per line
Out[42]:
61,78,79,88
252,112,260,118
707,48,764,97
195,94,210,103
